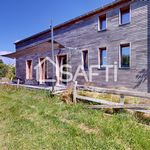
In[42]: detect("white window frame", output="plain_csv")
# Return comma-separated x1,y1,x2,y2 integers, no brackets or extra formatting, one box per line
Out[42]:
98,14,107,31
119,43,131,69
81,50,89,71
98,48,107,69
119,5,131,25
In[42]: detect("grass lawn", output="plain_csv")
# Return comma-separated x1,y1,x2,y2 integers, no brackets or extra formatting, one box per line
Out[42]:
0,85,150,150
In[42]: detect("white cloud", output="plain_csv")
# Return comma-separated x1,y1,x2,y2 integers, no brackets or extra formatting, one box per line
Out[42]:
0,51,15,65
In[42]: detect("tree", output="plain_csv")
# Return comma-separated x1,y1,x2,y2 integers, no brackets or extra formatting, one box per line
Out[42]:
5,65,15,79
0,62,15,79
0,59,3,64
0,63,7,78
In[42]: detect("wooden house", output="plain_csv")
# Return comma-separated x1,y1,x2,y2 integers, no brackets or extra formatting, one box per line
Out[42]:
3,0,150,92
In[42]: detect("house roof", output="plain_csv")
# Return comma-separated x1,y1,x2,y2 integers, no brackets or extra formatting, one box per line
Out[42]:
2,39,65,59
15,0,129,45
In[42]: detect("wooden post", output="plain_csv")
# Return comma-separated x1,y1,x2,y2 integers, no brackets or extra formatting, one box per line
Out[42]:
17,79,20,88
51,20,55,92
73,81,77,104
120,94,124,105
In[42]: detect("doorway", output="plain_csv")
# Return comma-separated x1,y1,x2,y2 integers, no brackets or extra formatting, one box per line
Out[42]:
26,60,33,80
56,55,68,85
39,58,48,84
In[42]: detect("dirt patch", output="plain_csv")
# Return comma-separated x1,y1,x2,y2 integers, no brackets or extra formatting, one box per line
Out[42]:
60,118,73,124
60,118,98,134
78,123,98,134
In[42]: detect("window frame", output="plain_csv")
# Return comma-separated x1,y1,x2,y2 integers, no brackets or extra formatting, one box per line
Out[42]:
98,48,107,69
119,5,131,25
119,43,131,69
98,14,107,31
81,50,89,71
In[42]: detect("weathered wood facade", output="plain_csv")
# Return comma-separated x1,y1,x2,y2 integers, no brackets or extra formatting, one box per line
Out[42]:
14,0,150,92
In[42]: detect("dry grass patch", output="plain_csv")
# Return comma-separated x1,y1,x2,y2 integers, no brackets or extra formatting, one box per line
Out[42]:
60,86,73,104
60,118,98,134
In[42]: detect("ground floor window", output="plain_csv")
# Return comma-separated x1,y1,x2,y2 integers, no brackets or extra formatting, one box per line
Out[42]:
82,50,88,71
99,48,107,68
120,44,130,68
26,60,33,79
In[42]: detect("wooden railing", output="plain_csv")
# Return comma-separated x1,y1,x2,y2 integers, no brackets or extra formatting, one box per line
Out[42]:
73,81,150,106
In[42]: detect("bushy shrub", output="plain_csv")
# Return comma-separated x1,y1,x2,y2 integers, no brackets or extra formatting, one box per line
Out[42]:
0,61,15,79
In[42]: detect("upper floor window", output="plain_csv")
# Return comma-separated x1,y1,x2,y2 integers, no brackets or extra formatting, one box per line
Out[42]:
120,6,130,25
98,14,106,31
82,50,89,71
99,48,107,68
120,44,130,68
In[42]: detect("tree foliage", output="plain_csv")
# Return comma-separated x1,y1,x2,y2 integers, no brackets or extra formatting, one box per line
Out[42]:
0,59,3,64
0,62,15,79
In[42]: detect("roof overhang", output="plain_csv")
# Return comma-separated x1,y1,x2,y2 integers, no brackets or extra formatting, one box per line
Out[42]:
1,40,65,59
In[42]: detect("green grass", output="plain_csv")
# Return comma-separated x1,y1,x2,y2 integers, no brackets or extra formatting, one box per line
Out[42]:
0,85,150,150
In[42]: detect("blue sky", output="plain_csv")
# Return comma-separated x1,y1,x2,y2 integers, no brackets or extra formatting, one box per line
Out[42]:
0,0,114,64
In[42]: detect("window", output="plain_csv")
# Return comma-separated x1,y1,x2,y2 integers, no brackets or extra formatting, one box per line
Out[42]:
120,6,130,25
98,14,106,31
26,60,32,79
120,44,130,68
82,50,88,71
99,48,107,68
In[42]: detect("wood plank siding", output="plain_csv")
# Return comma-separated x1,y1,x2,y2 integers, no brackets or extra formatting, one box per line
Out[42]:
15,0,150,92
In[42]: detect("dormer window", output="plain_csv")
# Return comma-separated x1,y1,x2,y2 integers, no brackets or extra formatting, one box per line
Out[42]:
98,14,107,31
120,6,130,25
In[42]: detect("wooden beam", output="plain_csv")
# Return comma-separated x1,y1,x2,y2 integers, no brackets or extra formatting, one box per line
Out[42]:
77,86,150,99
88,104,150,109
120,94,125,104
76,95,119,105
73,81,77,104
17,79,20,88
